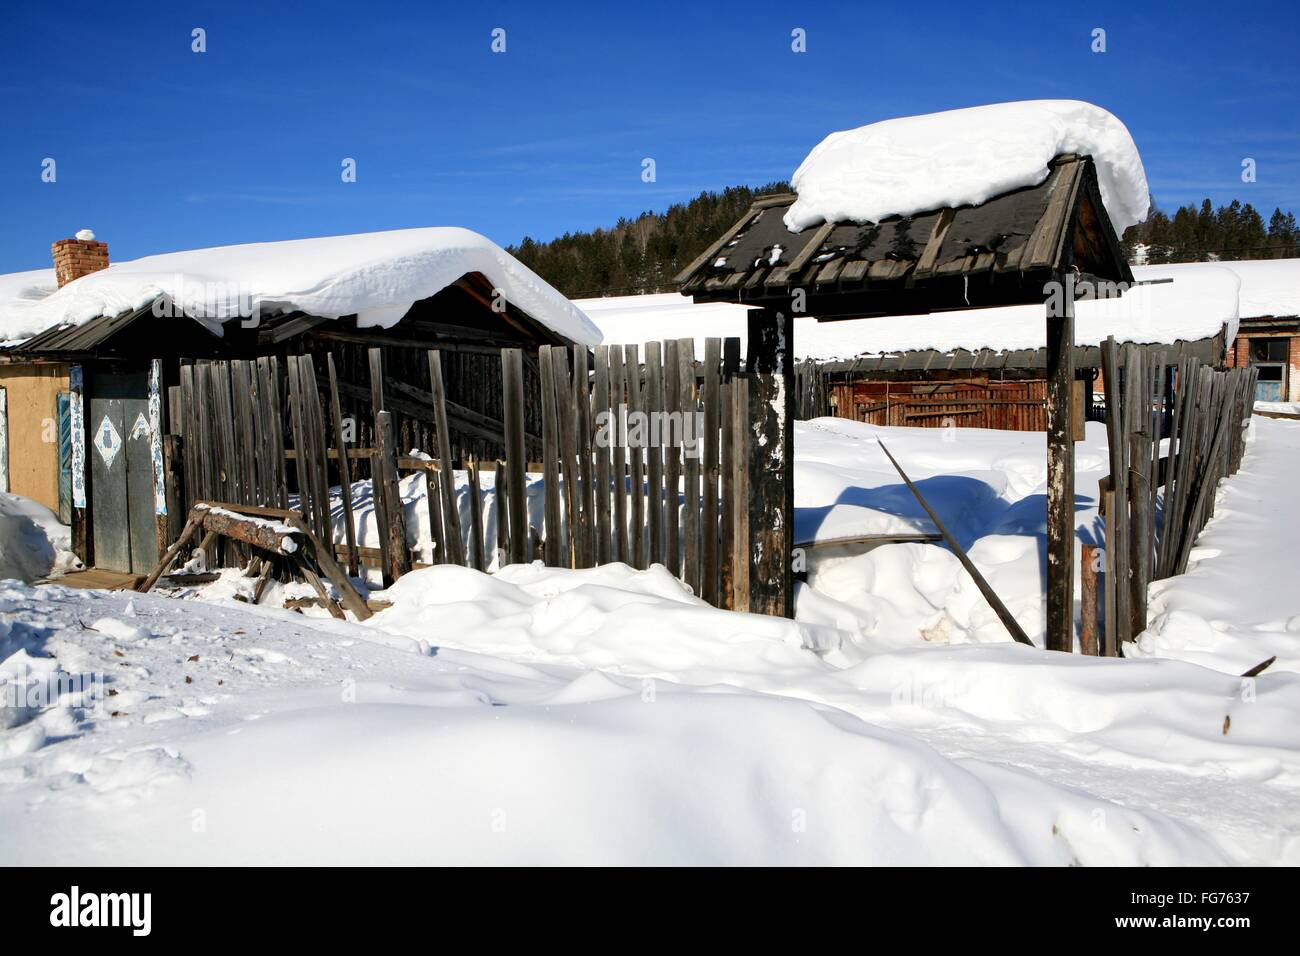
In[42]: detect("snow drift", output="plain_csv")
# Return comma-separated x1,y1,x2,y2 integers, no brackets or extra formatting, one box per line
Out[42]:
0,493,79,583
5,571,1296,864
784,100,1150,233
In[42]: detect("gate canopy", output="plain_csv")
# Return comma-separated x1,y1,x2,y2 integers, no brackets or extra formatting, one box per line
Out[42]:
676,155,1133,319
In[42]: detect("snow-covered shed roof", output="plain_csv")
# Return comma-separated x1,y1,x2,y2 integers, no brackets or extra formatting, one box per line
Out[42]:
582,262,1240,366
0,268,58,345
1,227,599,349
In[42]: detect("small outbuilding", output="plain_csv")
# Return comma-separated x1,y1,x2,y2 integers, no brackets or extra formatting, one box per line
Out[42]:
0,228,598,575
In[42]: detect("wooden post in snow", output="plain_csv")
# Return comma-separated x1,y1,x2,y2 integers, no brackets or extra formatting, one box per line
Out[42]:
746,308,795,618
1044,274,1076,652
1080,542,1100,656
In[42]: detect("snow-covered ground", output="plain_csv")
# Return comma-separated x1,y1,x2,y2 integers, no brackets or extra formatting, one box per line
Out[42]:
1256,400,1300,416
3,419,1299,865
1130,415,1300,675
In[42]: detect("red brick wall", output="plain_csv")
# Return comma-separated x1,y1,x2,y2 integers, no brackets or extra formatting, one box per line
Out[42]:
51,237,109,288
1229,334,1252,369
1291,337,1300,402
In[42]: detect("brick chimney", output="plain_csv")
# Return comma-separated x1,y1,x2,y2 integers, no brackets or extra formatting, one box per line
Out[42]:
52,229,109,288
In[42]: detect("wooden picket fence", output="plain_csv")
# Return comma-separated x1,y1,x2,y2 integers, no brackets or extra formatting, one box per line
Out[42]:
174,350,475,584
171,337,777,612
1090,338,1258,654
515,338,750,608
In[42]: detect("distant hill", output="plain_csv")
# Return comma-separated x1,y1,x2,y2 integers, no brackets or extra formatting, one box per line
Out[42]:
508,183,789,299
510,188,1299,299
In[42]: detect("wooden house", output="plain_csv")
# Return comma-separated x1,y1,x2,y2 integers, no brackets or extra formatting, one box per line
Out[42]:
0,229,598,576
1215,259,1300,404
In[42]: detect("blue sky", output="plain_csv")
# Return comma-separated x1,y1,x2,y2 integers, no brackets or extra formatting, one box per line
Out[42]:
1,0,1297,272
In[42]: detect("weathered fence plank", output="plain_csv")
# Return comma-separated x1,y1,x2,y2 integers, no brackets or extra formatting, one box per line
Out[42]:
326,355,359,576
501,349,529,566
730,373,751,611
428,350,465,566
624,344,645,569
701,337,722,606
663,339,681,577
374,410,410,581
592,345,612,566
539,347,562,566
610,345,629,566
643,341,664,567
678,338,700,595
574,346,596,566
467,456,486,572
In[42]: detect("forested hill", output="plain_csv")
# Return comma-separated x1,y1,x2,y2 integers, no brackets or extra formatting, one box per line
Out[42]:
1121,199,1298,263
507,183,789,298
509,187,1299,298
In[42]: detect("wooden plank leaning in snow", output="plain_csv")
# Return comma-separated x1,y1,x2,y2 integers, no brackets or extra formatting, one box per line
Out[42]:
325,354,359,576
876,439,1033,647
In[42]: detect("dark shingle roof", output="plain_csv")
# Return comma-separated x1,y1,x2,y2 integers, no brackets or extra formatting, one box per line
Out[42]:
676,155,1132,319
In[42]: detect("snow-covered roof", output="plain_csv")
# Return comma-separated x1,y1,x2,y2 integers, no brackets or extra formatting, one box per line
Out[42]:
0,228,599,347
0,268,58,345
581,262,1240,361
785,100,1149,234
1181,258,1300,319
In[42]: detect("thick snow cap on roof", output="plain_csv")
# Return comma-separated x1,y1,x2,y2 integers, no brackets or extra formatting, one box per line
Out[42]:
0,269,58,344
784,100,1150,234
4,227,599,347
580,262,1239,360
1209,258,1300,318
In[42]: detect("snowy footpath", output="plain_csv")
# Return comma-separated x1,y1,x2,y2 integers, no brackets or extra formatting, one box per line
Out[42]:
2,420,1299,865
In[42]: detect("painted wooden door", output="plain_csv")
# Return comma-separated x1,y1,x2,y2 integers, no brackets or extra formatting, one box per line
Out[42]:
89,371,155,572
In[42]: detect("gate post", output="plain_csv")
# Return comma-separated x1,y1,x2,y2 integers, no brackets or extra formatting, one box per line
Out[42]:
746,308,795,618
1045,274,1076,651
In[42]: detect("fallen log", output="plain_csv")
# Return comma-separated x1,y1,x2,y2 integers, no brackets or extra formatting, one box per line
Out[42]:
192,504,304,554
